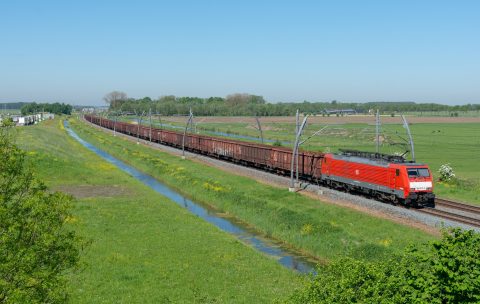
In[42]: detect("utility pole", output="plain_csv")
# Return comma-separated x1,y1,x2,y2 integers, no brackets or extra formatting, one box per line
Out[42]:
375,109,380,153
254,116,264,144
401,115,415,162
295,109,300,136
289,111,309,192
295,110,308,183
294,110,300,183
182,108,194,159
149,108,152,143
293,109,300,183
113,112,118,136
134,110,145,144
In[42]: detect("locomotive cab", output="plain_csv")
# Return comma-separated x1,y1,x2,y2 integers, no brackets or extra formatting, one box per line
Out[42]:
402,166,435,207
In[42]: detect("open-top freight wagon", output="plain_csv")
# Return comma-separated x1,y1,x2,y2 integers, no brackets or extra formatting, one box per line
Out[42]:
84,115,435,207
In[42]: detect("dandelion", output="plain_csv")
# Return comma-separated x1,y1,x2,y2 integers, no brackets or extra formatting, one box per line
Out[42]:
64,215,78,223
98,163,115,171
379,238,392,247
300,223,314,235
202,181,225,192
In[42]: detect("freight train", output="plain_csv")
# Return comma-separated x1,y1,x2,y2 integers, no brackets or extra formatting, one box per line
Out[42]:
84,115,435,207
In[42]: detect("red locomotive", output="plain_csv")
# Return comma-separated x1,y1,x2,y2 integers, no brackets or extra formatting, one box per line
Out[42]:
320,150,435,206
84,115,435,207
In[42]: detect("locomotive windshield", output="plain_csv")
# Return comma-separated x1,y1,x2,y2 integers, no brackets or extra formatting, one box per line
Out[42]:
407,168,430,177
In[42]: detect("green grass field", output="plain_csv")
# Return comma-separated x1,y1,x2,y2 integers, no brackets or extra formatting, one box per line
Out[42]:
14,119,302,303
71,117,435,265
134,117,480,204
0,108,20,114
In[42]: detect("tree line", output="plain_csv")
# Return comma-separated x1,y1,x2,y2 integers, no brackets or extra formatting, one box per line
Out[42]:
0,102,29,110
20,102,73,115
104,91,480,116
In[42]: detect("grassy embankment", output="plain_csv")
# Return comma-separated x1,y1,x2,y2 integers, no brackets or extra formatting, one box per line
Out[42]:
152,119,480,204
15,118,301,303
72,117,435,264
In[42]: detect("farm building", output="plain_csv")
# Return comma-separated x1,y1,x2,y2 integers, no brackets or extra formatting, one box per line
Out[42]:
323,109,357,115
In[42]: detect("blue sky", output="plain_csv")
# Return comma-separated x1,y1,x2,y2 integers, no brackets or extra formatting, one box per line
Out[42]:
1,1,479,105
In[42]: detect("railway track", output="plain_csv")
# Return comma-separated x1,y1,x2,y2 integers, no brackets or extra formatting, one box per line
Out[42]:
435,198,480,214
417,198,480,228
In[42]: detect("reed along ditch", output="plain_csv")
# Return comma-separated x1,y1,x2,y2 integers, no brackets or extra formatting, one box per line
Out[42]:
64,120,316,273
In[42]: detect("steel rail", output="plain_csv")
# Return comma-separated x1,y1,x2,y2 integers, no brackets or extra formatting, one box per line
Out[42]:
435,198,480,215
417,207,480,228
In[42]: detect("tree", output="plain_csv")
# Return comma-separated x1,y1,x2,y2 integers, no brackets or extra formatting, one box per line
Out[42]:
225,93,265,107
0,128,83,303
20,103,72,115
103,91,128,109
0,117,14,127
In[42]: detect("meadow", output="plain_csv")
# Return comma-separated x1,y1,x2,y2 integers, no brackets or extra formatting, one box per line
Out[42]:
0,108,20,114
14,118,302,303
144,115,480,204
72,117,435,264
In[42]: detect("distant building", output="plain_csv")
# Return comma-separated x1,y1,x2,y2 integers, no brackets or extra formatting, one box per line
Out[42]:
323,109,357,115
82,107,95,113
12,112,55,126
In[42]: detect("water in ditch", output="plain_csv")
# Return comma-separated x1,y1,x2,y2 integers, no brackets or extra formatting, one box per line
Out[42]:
64,120,316,273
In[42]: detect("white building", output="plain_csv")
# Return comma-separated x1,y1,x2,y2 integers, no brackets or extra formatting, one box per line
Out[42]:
15,112,54,126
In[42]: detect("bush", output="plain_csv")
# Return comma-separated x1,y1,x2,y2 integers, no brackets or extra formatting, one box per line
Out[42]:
0,117,14,127
273,139,282,147
285,228,480,303
0,129,84,303
439,163,455,182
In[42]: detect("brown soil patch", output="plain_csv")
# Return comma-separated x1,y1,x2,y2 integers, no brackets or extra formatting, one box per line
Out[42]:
54,184,132,199
163,115,480,125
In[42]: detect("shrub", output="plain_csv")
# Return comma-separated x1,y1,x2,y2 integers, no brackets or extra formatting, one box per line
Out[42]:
285,228,480,303
0,129,84,303
438,163,455,181
0,117,14,127
273,139,282,147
